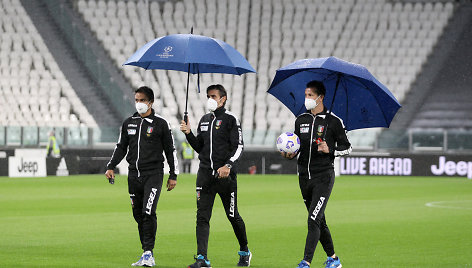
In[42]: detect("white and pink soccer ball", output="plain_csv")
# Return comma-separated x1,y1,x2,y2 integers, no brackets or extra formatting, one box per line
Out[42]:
276,132,300,154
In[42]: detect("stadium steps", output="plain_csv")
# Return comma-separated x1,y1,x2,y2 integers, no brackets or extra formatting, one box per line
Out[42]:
20,0,126,127
409,3,472,129
59,0,136,121
388,2,472,130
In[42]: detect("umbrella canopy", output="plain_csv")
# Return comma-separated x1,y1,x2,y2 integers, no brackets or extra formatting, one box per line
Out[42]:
124,34,256,75
124,33,256,122
267,56,401,131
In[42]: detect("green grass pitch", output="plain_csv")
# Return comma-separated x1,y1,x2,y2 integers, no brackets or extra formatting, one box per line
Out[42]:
0,174,471,267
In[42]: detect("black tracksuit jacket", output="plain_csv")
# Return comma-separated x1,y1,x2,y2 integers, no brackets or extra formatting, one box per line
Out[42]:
185,107,243,171
107,109,179,179
295,108,352,178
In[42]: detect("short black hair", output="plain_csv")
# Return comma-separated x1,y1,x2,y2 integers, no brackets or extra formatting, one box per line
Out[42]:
207,84,227,106
306,80,326,96
135,86,154,102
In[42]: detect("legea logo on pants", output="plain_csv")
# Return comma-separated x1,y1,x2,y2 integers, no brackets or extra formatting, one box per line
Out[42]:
146,188,158,215
229,192,235,218
311,197,325,221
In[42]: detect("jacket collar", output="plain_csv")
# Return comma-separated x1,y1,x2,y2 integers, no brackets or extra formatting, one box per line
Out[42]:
212,107,226,117
306,107,328,117
132,108,155,119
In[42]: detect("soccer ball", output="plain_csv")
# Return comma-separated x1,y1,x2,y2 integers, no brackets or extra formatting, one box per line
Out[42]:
276,132,300,154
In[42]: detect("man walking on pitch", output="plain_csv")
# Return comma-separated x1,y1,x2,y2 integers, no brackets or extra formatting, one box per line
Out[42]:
282,81,351,268
180,84,252,267
105,86,179,267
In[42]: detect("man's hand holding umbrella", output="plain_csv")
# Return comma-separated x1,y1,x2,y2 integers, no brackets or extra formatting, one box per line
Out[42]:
180,119,191,135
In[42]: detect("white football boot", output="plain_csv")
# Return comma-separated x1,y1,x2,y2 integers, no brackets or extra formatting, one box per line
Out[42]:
131,251,155,267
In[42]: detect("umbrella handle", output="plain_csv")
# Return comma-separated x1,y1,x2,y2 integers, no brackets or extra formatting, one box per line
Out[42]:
184,113,188,124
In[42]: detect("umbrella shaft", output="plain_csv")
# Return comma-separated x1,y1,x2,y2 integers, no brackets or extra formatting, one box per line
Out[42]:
323,73,341,140
184,64,190,123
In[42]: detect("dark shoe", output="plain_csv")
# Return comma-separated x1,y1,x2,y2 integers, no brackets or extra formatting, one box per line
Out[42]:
237,250,252,266
188,254,212,268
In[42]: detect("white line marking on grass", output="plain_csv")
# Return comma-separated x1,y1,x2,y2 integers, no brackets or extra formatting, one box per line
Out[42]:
425,201,472,210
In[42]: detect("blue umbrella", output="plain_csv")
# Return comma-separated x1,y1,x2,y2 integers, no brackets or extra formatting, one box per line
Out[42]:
267,56,401,131
124,31,256,121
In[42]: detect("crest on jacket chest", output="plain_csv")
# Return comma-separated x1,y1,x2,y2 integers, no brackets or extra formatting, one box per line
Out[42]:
317,125,324,137
146,126,153,137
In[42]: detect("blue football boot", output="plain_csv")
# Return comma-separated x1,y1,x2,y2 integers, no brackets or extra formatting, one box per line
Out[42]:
324,256,342,268
296,260,310,268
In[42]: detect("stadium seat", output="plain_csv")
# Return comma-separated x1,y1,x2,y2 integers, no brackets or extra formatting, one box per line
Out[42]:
18,0,444,145
0,0,96,128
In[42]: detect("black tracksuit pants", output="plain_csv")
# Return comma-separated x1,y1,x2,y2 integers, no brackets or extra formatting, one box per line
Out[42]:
128,173,163,252
195,167,248,258
299,169,336,263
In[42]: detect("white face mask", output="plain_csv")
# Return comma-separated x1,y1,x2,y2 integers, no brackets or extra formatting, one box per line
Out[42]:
305,95,321,110
135,102,150,114
206,98,218,112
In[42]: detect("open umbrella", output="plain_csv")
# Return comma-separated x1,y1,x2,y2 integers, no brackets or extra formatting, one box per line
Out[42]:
267,56,401,132
124,30,256,121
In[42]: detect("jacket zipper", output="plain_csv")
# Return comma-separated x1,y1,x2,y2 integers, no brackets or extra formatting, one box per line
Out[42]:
209,113,216,172
307,114,316,180
136,118,143,177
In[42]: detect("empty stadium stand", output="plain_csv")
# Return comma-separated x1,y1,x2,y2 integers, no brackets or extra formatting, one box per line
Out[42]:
0,0,97,128
398,2,472,129
21,0,126,128
1,0,466,149
74,0,455,147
